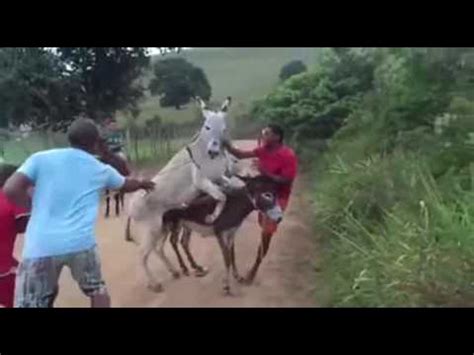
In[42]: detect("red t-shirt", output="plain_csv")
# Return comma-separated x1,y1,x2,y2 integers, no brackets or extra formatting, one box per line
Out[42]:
253,144,298,202
0,190,29,273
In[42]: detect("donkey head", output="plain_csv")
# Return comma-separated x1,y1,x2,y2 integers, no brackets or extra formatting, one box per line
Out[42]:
196,96,232,159
237,174,283,224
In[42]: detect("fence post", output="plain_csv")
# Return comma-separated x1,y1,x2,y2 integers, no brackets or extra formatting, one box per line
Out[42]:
134,127,140,162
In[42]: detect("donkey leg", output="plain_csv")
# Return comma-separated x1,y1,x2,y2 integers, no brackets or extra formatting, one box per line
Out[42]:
120,192,125,210
105,190,110,218
216,231,234,296
169,224,190,276
140,225,163,292
198,179,226,224
181,226,208,277
115,193,120,216
230,242,244,283
154,229,181,279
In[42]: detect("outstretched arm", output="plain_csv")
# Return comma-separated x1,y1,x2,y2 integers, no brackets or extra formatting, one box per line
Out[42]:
104,164,154,193
120,178,155,193
222,139,257,159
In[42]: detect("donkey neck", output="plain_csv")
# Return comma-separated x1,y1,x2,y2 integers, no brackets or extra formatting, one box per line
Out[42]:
213,189,255,233
187,135,224,165
186,136,204,161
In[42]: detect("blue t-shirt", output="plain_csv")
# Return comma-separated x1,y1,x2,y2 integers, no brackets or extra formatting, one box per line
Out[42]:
18,148,126,259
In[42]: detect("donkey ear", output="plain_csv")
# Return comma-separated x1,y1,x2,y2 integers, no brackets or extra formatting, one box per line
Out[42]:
221,96,232,112
194,96,207,110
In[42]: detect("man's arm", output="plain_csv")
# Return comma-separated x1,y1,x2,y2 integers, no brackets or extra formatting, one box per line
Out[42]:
103,159,154,193
120,178,155,193
3,172,33,209
222,139,257,159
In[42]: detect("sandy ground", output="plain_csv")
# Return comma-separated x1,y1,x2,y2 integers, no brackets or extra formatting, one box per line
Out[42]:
13,141,319,307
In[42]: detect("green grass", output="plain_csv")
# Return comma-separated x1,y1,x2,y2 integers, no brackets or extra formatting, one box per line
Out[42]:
313,127,474,306
1,132,68,165
118,48,321,126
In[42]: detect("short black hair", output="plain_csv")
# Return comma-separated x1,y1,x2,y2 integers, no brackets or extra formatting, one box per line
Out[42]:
267,123,284,143
67,118,100,150
0,163,18,187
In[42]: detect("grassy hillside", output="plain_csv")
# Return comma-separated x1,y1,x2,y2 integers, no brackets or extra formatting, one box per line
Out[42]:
118,48,320,127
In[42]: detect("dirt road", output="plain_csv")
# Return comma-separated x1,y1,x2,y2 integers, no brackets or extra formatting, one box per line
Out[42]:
14,141,318,307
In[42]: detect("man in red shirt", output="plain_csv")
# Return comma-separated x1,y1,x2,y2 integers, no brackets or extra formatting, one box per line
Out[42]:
223,124,298,284
0,164,30,308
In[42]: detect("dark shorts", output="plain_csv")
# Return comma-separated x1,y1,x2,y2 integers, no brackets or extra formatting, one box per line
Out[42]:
14,246,107,308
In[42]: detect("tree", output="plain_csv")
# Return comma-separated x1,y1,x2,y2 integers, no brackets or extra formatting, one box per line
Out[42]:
0,47,83,129
56,47,153,120
149,57,211,110
0,47,180,132
279,60,307,81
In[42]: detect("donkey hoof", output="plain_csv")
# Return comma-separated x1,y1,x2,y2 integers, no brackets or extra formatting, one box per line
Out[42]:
235,275,245,283
172,272,181,279
182,269,190,276
242,276,255,286
194,267,209,277
223,286,232,296
147,283,164,293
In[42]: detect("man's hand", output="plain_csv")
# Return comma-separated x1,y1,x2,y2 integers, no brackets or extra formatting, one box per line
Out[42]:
140,180,155,192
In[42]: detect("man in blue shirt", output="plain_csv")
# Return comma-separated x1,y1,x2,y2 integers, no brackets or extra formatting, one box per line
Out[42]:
3,118,155,308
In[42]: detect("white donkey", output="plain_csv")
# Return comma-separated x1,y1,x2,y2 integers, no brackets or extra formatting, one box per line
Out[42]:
127,96,234,292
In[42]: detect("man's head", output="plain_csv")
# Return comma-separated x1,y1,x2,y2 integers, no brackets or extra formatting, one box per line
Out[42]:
67,118,100,153
261,124,284,147
0,163,18,187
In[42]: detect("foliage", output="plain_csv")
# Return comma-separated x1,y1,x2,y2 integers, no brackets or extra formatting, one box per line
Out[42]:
57,47,152,120
257,47,474,306
149,57,211,110
279,60,307,81
0,47,179,130
0,48,83,129
252,48,379,144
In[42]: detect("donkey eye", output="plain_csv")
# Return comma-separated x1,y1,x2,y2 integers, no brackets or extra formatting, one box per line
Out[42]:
262,192,274,200
205,126,211,130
